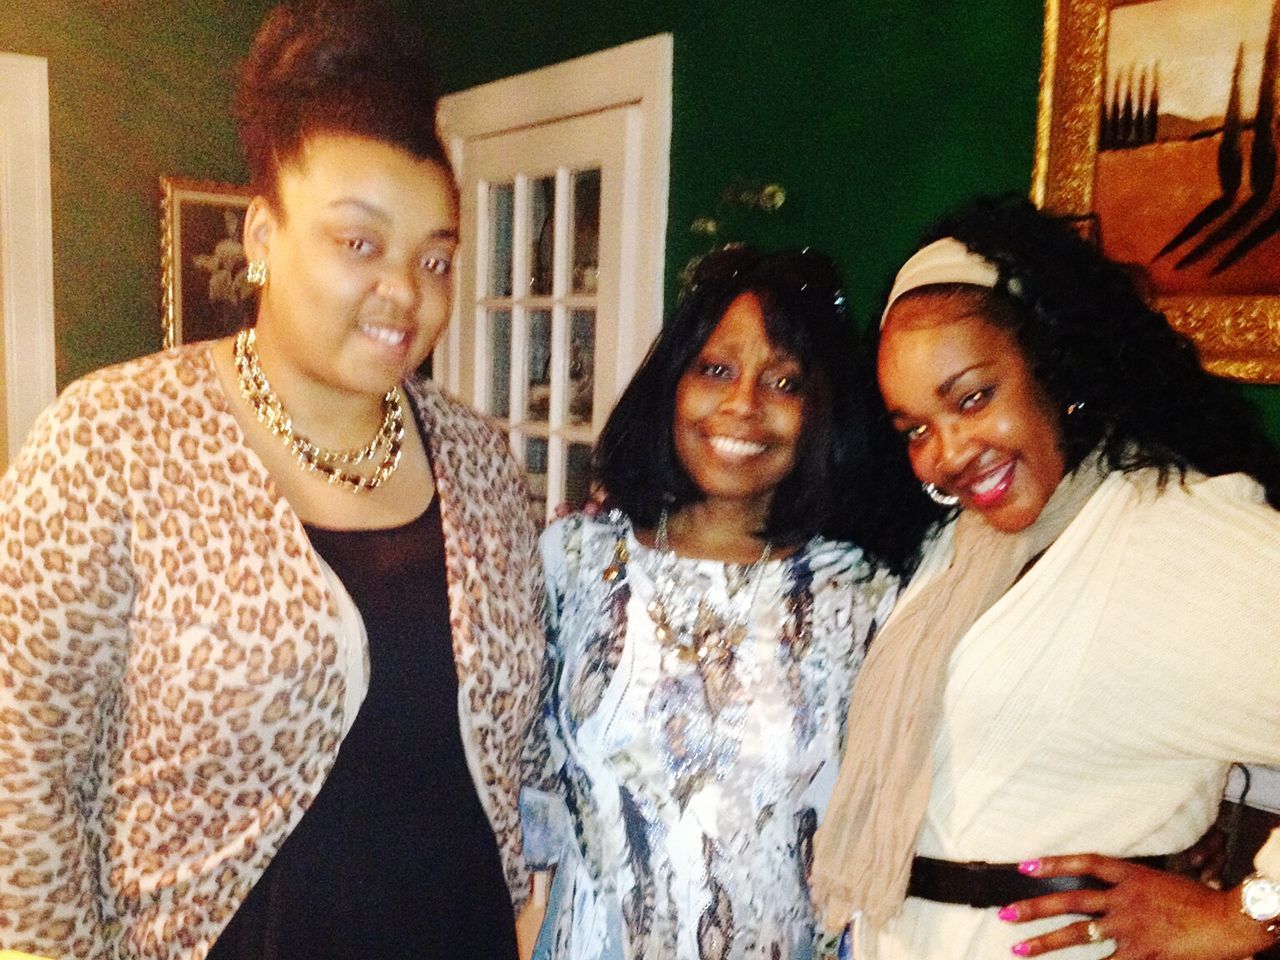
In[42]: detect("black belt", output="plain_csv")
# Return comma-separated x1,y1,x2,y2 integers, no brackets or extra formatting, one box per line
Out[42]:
907,853,1168,909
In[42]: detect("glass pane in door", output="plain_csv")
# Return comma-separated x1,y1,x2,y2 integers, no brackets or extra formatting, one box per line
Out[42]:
488,182,514,298
565,442,593,510
489,309,511,418
525,436,548,520
571,169,601,294
529,176,555,296
526,309,552,423
568,309,595,427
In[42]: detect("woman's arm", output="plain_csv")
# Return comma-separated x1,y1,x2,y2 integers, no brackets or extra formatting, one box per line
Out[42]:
515,518,583,959
0,393,132,959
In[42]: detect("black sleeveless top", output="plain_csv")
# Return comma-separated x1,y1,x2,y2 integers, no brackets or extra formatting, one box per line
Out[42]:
207,498,517,959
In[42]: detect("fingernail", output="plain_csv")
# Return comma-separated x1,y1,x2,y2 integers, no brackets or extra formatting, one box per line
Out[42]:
1017,859,1040,875
998,906,1019,921
1011,943,1031,957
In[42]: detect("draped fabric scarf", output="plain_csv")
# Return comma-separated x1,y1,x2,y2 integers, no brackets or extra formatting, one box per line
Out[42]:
810,455,1107,931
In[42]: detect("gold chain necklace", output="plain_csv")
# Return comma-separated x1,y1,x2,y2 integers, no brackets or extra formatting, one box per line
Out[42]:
234,328,405,493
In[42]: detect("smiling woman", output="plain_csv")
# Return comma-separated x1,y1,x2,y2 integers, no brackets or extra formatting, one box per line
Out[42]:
520,247,929,960
811,196,1280,960
671,290,805,540
0,3,545,959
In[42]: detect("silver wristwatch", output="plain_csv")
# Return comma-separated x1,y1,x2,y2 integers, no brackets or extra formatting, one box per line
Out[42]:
1241,873,1280,938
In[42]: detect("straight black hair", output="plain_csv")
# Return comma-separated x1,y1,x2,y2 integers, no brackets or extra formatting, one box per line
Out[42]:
596,246,933,575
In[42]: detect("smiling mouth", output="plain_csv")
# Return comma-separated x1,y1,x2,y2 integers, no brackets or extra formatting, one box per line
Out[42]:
708,435,767,458
963,460,1016,507
359,322,410,348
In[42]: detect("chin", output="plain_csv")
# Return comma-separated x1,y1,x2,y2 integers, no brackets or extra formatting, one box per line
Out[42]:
977,502,1043,533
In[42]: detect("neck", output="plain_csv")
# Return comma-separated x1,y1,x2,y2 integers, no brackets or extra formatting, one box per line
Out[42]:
250,325,390,450
665,499,771,564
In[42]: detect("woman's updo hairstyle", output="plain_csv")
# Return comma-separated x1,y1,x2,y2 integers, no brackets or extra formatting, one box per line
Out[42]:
233,0,450,206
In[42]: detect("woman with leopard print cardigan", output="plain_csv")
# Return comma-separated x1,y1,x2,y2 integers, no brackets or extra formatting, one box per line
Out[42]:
0,4,544,958
0,351,545,959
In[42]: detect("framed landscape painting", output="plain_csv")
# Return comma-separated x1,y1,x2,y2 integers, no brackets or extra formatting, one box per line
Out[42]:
160,177,255,347
1033,0,1280,382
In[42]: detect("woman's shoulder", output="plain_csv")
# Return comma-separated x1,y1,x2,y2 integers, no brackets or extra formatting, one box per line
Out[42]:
403,376,506,447
540,510,630,565
803,535,897,586
58,343,214,403
1117,466,1280,543
29,344,216,444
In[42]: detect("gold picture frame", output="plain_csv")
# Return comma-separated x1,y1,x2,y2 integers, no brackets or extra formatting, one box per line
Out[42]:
160,177,255,348
1032,0,1280,383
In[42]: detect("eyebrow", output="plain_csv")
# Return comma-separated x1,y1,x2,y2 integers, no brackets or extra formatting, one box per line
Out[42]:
885,361,992,420
328,198,459,241
937,363,989,397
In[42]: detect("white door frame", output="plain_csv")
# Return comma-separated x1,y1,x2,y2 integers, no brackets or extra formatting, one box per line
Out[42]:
436,34,672,394
0,52,57,464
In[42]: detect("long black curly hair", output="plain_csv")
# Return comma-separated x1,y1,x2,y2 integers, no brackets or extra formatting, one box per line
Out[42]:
882,195,1280,509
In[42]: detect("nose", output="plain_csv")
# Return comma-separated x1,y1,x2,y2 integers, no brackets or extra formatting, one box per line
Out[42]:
720,375,760,416
375,261,418,310
933,418,973,476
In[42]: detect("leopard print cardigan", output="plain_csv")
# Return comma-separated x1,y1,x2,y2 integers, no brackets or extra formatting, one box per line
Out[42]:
0,344,545,959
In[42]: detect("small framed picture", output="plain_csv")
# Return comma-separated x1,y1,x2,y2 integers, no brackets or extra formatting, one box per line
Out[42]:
160,177,256,347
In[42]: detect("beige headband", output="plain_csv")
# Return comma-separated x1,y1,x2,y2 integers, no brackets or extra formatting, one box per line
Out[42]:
880,236,1000,327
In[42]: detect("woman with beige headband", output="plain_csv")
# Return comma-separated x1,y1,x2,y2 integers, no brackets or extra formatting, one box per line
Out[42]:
810,196,1280,959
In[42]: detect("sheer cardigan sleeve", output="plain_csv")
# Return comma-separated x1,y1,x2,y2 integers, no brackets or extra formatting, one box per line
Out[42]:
0,381,133,959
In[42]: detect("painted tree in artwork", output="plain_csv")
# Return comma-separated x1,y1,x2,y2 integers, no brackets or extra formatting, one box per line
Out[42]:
1219,45,1244,199
1212,0,1280,272
1146,64,1159,142
1135,68,1149,145
1250,0,1280,199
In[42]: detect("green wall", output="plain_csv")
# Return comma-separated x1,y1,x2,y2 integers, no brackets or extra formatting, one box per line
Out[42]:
410,0,1280,441
5,0,273,385
6,0,1279,440
413,1,1046,320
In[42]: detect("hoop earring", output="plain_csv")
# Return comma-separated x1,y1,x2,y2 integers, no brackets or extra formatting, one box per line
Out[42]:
922,482,960,508
246,259,268,288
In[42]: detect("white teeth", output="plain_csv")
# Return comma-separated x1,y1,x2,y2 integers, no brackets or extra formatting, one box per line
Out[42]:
709,436,766,457
970,463,1013,495
360,323,408,346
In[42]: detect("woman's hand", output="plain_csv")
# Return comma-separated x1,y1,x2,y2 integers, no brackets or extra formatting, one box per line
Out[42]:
515,870,552,960
1000,854,1276,958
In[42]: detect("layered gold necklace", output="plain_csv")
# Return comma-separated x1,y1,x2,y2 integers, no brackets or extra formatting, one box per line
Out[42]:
234,328,405,493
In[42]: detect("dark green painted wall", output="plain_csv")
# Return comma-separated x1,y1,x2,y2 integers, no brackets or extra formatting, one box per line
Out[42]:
413,1,1047,320
5,0,273,385
407,0,1280,442
6,0,1279,440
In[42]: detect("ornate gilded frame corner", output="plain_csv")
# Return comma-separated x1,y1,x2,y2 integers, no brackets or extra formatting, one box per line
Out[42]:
1032,0,1280,383
160,177,254,349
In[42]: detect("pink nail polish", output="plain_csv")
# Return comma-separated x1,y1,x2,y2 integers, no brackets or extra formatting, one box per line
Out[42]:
998,906,1019,921
1017,859,1040,875
1011,943,1031,957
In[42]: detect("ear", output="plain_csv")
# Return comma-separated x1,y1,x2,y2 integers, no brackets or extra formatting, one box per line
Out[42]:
242,196,277,263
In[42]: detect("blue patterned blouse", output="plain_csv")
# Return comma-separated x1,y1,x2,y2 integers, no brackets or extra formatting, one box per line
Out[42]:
523,511,895,960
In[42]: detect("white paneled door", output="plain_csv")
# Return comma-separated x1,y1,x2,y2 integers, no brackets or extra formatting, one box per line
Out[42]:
0,52,57,470
438,35,671,521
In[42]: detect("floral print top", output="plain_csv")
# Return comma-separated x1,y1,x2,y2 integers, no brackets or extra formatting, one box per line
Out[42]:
523,512,895,960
